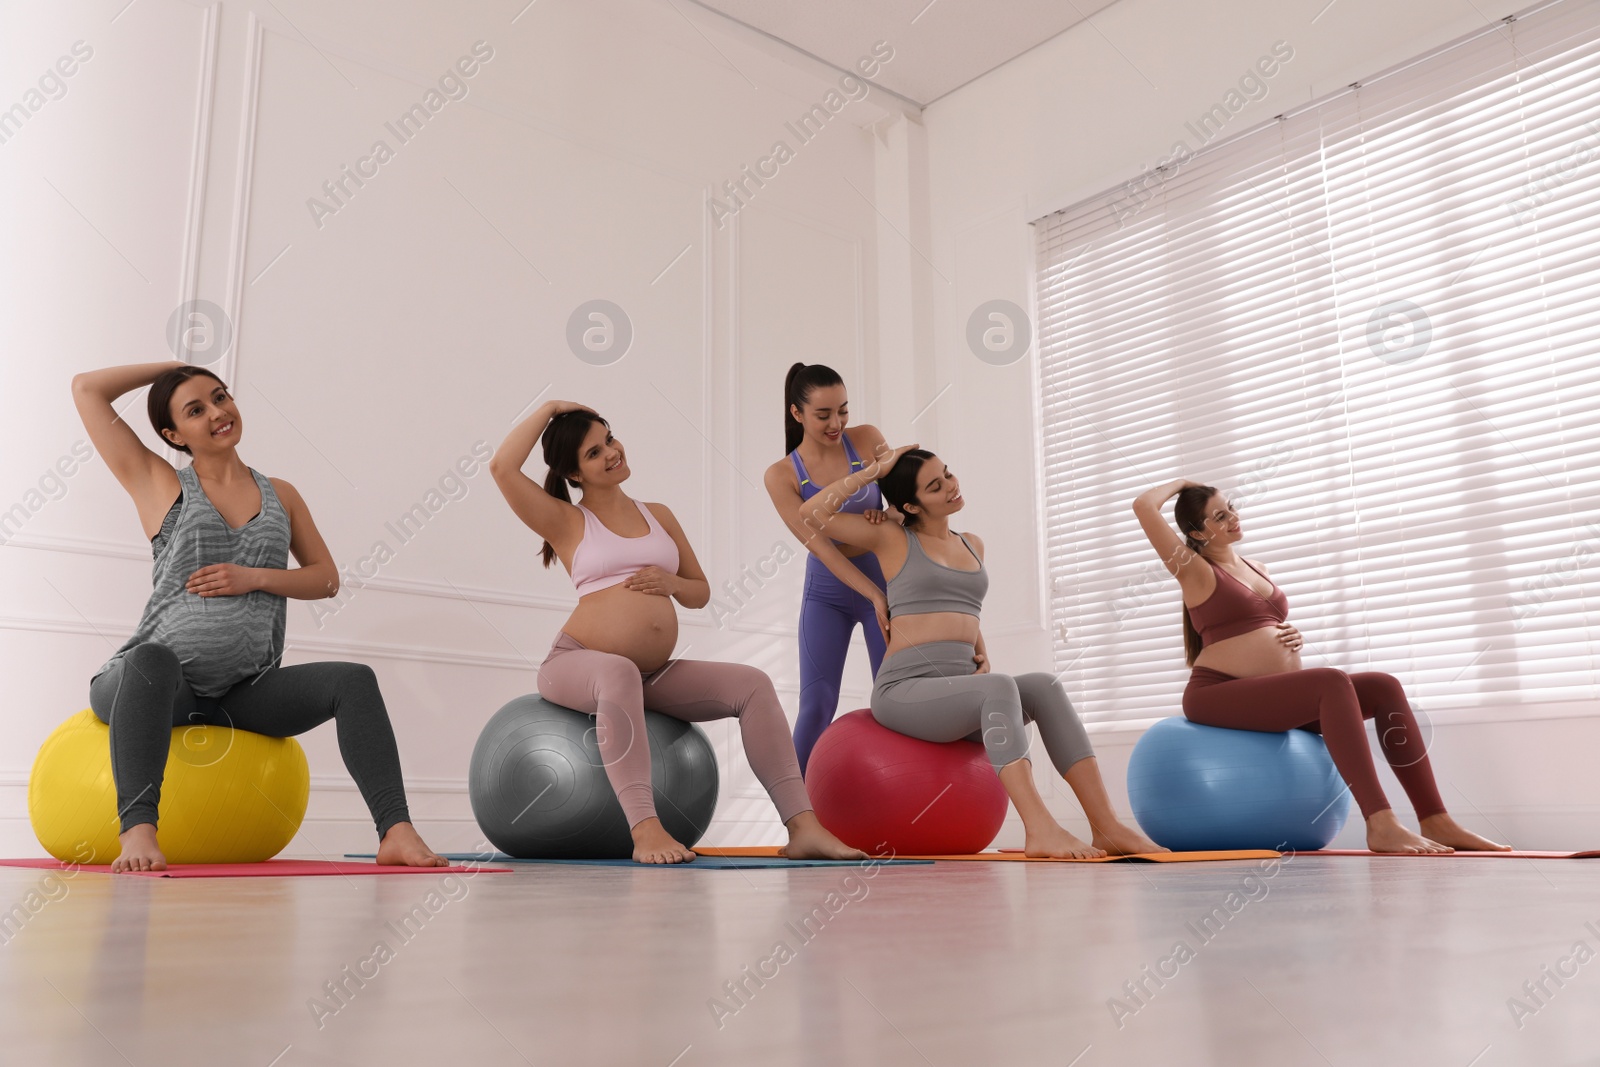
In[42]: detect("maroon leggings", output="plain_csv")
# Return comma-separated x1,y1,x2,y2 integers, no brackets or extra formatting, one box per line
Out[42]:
1183,667,1446,821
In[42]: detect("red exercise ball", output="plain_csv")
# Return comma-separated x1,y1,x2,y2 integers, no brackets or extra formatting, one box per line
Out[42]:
806,709,1008,855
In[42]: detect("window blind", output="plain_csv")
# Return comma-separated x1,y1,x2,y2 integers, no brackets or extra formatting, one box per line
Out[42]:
1036,0,1600,723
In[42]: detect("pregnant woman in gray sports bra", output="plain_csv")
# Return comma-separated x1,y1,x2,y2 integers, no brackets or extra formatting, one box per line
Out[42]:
72,361,446,872
801,444,1162,858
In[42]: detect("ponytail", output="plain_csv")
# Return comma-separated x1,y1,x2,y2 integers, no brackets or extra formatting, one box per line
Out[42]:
1172,484,1219,666
1181,604,1203,668
539,468,571,569
784,362,845,454
537,410,609,568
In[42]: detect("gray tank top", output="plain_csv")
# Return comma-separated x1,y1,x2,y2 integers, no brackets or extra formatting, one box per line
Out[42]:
886,527,988,618
94,465,290,698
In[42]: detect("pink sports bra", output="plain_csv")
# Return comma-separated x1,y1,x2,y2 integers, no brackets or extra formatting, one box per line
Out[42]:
1188,557,1289,646
568,500,680,597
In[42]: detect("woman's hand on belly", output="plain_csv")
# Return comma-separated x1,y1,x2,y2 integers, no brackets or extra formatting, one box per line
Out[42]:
1194,626,1303,678
884,612,981,657
186,563,261,597
1274,622,1304,653
621,565,679,598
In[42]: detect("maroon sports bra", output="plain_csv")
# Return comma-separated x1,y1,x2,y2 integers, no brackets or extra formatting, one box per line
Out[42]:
1188,557,1289,646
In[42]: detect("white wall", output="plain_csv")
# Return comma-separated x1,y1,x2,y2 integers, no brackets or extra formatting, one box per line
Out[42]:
921,0,1600,849
0,0,912,854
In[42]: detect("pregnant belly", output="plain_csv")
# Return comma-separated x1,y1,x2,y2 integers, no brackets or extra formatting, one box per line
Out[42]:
563,585,680,672
1193,626,1301,678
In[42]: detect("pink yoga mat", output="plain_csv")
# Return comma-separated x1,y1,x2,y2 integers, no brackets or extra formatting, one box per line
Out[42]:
0,858,508,878
1307,849,1600,859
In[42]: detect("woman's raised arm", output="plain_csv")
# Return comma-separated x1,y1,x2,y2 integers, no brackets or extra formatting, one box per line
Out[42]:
798,442,918,554
70,361,183,532
488,400,588,543
1131,478,1204,577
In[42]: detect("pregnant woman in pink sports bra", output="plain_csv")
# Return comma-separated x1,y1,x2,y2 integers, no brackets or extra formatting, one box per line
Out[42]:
1133,478,1510,854
490,400,863,864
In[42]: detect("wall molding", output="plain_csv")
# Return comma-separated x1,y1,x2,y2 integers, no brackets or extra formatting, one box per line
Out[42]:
0,607,870,698
218,10,264,392
303,774,466,794
0,610,540,672
0,532,149,561
289,631,541,671
159,2,237,471
0,556,1206,655
0,532,578,611
177,2,222,314
332,572,574,613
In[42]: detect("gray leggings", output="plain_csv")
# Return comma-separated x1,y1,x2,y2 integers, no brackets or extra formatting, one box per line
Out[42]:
89,641,411,837
870,641,1094,773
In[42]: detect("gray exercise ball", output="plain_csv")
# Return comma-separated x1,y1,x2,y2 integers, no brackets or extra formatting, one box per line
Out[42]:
468,693,720,859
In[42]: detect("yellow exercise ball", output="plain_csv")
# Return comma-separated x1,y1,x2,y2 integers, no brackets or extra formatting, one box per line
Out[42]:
28,709,310,865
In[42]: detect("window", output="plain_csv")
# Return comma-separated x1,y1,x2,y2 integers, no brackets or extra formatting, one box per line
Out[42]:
1035,0,1600,723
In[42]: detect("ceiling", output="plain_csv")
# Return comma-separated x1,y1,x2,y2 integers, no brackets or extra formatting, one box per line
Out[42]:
686,0,1123,108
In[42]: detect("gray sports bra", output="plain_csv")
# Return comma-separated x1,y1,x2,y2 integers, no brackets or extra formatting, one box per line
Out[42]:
886,527,988,618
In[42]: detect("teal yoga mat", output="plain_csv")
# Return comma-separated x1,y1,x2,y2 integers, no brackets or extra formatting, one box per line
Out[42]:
346,852,932,869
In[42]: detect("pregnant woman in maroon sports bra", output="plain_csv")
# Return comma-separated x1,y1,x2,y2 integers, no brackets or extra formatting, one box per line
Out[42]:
1133,478,1510,855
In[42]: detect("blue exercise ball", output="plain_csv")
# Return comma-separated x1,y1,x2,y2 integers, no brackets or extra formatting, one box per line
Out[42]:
1127,717,1351,852
469,693,719,859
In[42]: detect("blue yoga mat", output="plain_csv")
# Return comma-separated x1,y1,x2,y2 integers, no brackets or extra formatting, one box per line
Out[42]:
345,852,932,869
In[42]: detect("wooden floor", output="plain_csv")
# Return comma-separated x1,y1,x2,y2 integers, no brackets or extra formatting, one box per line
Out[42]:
2,853,1598,1066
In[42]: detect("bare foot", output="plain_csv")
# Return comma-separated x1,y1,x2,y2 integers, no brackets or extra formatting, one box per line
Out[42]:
1024,823,1106,860
375,822,450,867
1366,810,1452,854
111,823,166,873
1092,821,1169,856
779,812,868,860
631,818,695,864
1420,813,1511,852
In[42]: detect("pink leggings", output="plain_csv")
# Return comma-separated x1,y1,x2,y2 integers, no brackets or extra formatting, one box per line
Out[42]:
1183,667,1446,821
536,632,812,829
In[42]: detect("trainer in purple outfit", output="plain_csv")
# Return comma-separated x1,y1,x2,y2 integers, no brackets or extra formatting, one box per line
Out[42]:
763,364,897,774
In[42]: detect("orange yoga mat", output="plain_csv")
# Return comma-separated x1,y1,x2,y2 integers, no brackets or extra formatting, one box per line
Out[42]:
991,847,1280,863
1307,849,1600,859
696,846,1281,864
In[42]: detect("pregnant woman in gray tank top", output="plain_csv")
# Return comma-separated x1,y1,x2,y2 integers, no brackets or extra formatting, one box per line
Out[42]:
71,361,447,872
801,444,1164,858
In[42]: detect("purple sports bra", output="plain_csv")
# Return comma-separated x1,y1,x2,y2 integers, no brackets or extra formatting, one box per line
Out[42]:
790,432,882,546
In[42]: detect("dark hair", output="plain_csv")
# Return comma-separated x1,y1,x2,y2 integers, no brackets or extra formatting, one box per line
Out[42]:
148,366,229,455
783,362,845,454
1172,484,1221,667
538,410,610,568
876,449,936,530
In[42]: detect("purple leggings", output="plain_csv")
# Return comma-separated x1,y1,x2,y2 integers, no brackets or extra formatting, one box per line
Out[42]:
795,552,887,773
536,632,812,830
1183,666,1446,821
